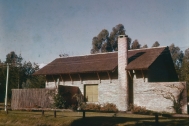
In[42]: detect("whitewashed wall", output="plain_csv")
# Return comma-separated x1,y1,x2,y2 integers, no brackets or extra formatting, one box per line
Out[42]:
133,77,187,114
46,76,187,113
46,79,123,110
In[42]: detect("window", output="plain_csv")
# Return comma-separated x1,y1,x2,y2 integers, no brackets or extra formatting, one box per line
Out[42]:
84,84,98,102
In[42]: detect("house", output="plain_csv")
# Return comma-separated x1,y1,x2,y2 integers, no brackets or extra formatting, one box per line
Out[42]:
33,35,187,113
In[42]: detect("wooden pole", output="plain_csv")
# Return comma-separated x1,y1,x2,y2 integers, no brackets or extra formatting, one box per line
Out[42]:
155,113,159,125
83,110,85,119
42,110,44,116
54,110,56,118
5,63,10,112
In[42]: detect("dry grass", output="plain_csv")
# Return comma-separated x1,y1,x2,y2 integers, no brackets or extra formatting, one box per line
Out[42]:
0,110,189,126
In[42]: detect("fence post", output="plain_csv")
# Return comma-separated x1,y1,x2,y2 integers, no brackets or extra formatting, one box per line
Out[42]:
83,110,85,119
42,110,44,116
155,113,158,125
54,110,56,118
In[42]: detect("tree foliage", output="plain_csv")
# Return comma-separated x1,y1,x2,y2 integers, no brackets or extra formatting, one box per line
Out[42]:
91,24,131,53
169,44,184,75
53,93,66,109
152,41,160,47
142,44,148,48
179,48,189,98
5,51,23,66
131,39,141,49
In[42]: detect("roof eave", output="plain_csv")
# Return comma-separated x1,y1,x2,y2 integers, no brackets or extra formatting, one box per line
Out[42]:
33,68,118,76
126,67,149,70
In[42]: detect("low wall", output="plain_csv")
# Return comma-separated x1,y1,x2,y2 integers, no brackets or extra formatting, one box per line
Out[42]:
11,89,55,110
134,81,187,114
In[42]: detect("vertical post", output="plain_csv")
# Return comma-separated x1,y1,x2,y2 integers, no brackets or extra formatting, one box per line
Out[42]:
18,66,20,89
56,78,59,94
42,110,44,116
155,113,159,125
54,110,56,118
83,110,85,119
5,63,10,112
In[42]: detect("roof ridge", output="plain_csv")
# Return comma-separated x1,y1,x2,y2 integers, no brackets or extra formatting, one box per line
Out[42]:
56,51,117,59
55,46,167,59
128,46,167,51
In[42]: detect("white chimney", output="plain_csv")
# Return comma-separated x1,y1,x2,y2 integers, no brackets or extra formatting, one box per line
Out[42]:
118,35,129,111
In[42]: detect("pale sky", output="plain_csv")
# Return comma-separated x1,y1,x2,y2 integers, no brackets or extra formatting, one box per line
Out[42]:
0,0,188,64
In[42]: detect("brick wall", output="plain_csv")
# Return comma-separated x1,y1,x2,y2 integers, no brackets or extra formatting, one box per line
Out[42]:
46,73,122,110
46,74,187,113
118,35,129,111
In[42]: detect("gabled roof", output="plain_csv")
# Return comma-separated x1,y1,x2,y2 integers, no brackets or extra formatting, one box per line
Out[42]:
33,47,168,75
126,47,167,70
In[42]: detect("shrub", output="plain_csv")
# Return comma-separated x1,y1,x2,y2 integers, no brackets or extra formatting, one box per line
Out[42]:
72,93,84,110
80,103,118,112
82,103,101,111
133,105,147,114
53,93,66,109
100,103,118,112
129,104,153,115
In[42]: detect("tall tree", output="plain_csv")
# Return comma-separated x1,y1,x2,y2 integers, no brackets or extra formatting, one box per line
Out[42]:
179,48,189,100
6,51,22,66
109,24,125,51
5,51,23,98
91,29,109,53
184,48,189,59
131,39,141,49
152,41,160,47
0,65,6,102
91,24,131,53
169,44,184,79
179,48,189,81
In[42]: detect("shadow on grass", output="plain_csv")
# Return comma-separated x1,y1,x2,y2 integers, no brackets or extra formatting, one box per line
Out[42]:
70,116,189,126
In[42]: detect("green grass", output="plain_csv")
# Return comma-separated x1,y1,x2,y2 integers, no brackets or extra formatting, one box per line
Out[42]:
0,110,189,126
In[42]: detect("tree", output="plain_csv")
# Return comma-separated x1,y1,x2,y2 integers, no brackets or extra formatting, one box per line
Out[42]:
91,24,131,53
179,48,189,100
4,52,23,98
6,51,22,67
152,41,160,47
21,61,45,88
169,44,184,79
180,48,189,81
131,39,141,49
184,48,189,59
109,24,125,51
91,29,109,53
0,65,6,102
142,44,148,48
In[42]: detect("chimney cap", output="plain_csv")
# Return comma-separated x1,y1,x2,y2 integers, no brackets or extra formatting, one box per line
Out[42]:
118,35,127,38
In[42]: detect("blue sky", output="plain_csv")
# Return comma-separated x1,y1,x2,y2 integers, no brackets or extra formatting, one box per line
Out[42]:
0,0,188,64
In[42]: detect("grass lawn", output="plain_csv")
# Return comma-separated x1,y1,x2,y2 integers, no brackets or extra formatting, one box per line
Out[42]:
0,110,189,126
